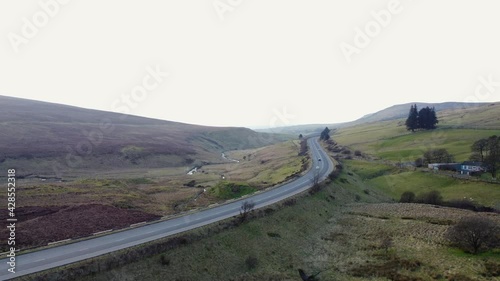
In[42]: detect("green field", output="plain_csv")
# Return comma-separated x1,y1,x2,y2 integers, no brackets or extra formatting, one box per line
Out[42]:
343,159,396,179
208,181,257,200
336,123,500,162
334,104,500,163
345,160,500,208
333,104,500,208
373,129,500,162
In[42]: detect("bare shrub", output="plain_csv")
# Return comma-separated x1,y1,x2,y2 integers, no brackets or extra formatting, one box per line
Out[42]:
283,198,297,207
414,157,424,167
446,216,499,254
380,234,393,254
349,256,422,280
239,200,255,222
328,164,343,181
445,199,477,211
483,260,500,277
159,254,170,266
342,149,352,155
399,191,416,203
309,183,322,195
245,255,258,270
183,180,196,187
417,190,443,205
298,139,308,156
267,232,281,238
447,274,475,281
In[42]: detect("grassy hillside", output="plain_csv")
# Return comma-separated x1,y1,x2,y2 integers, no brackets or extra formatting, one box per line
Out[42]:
202,140,308,188
1,140,307,252
334,102,500,162
13,141,307,215
0,96,290,178
346,160,500,208
0,96,304,252
257,102,489,136
332,103,500,208
351,102,485,125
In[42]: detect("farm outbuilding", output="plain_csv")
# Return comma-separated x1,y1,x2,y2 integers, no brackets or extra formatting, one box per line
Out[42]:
428,162,484,176
458,161,484,176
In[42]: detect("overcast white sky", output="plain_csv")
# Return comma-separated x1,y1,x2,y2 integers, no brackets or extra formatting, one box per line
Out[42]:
1,0,500,128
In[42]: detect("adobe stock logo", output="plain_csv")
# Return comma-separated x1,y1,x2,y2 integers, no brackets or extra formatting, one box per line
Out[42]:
339,0,404,63
213,0,243,21
269,106,295,128
464,74,500,102
8,0,71,53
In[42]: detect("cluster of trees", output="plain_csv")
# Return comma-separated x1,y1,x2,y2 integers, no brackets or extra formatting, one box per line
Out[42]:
405,105,438,132
421,148,455,165
470,135,500,178
400,190,443,205
413,136,498,178
400,190,496,212
298,139,308,156
320,127,330,141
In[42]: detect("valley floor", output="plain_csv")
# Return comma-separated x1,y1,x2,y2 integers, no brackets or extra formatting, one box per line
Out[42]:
1,140,306,252
28,161,499,281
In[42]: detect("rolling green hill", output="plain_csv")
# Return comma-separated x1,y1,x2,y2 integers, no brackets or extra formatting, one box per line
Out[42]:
350,102,485,126
257,102,490,136
0,96,291,178
333,102,500,209
334,102,500,162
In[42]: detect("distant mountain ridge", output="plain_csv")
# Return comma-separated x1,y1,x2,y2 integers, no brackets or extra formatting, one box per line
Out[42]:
351,102,485,125
257,102,495,135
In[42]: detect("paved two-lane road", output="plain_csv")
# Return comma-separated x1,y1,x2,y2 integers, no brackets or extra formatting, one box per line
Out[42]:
0,137,333,280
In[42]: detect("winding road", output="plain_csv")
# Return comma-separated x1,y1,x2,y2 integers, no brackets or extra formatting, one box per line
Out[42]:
0,137,334,280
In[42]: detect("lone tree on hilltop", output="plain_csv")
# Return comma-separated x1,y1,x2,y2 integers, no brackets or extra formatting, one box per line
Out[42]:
320,127,330,141
405,104,419,132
